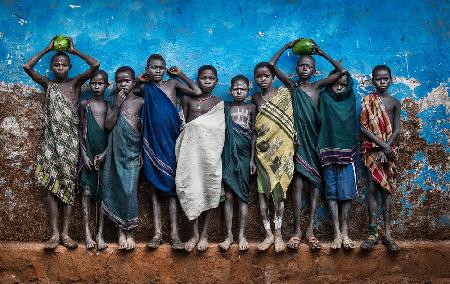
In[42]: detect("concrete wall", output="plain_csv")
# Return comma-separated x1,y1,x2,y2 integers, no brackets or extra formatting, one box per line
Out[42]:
0,0,448,242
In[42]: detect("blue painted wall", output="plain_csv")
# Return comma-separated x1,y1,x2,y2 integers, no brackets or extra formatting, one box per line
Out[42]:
0,0,448,237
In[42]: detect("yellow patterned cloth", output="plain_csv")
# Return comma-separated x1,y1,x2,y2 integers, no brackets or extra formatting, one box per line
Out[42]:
255,87,296,205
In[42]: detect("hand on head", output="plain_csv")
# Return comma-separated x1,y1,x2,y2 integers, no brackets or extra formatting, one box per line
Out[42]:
167,66,181,76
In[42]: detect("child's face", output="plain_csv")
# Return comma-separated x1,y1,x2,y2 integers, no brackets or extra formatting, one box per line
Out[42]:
230,80,249,102
89,73,108,96
296,57,315,80
146,59,166,82
254,67,274,90
330,74,348,94
372,69,391,92
197,69,218,93
51,55,71,79
115,71,135,94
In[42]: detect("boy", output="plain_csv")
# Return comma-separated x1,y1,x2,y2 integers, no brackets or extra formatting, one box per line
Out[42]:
219,75,256,251
270,39,346,250
317,71,357,249
252,62,296,252
101,66,144,250
23,37,99,250
138,54,202,250
79,70,109,250
360,65,401,252
175,65,225,252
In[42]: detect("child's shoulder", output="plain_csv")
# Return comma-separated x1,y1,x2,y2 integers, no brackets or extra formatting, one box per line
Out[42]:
211,95,223,103
244,101,257,111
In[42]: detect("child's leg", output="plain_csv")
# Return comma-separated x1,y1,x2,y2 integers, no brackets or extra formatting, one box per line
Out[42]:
257,193,274,251
273,200,286,252
185,218,199,252
306,184,321,250
126,229,135,250
169,196,183,249
44,192,60,250
380,190,400,251
147,186,163,248
361,173,380,251
328,199,342,249
82,189,96,249
197,210,213,251
118,228,127,250
341,200,355,249
96,207,107,250
238,199,249,251
288,174,303,250
61,202,77,249
219,187,234,251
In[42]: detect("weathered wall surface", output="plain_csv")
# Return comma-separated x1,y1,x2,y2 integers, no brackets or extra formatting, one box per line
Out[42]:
0,0,448,242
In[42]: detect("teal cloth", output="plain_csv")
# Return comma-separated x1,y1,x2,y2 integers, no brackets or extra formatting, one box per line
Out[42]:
101,112,141,230
292,86,322,189
79,105,108,201
222,103,252,203
318,74,356,166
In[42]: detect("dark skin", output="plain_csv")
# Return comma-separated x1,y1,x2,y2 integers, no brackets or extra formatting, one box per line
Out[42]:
361,68,401,251
104,70,144,250
251,66,286,252
23,37,99,250
270,39,346,250
181,69,222,252
219,79,256,252
79,73,108,250
137,58,201,250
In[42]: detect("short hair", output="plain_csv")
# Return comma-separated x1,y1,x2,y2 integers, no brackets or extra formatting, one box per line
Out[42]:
297,55,316,66
254,62,274,76
231,75,249,87
146,54,166,67
197,65,217,78
372,65,392,77
51,52,70,64
91,70,109,83
115,66,135,79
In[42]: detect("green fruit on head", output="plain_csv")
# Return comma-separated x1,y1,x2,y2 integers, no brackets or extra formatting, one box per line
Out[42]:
292,38,315,55
53,35,69,52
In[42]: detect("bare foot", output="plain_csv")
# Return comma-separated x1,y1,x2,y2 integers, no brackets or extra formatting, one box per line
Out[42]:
219,236,233,251
44,234,60,250
118,230,127,250
331,235,342,250
258,233,274,251
85,235,96,250
96,234,108,251
274,234,286,253
197,237,209,252
185,235,199,252
238,236,249,251
61,235,78,250
146,236,163,249
287,236,301,250
126,234,135,250
171,237,185,250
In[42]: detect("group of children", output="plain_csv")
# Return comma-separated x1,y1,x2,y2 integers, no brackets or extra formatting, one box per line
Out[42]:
23,36,401,253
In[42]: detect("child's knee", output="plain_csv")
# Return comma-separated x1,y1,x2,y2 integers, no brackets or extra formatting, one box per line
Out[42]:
82,189,92,198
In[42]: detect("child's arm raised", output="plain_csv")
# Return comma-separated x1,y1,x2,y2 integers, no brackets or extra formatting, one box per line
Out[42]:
104,89,126,130
269,40,298,91
313,43,346,89
168,66,202,96
67,38,100,86
22,37,55,89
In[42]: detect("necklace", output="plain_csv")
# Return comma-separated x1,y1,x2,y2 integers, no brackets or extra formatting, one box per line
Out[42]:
197,94,212,110
297,81,311,87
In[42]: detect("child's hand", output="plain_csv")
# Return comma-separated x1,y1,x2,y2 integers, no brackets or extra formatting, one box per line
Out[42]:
93,152,106,170
381,145,394,160
82,152,93,170
46,36,57,51
377,151,388,163
250,161,256,175
167,66,182,76
67,37,75,53
287,38,302,49
137,72,151,83
116,89,127,106
312,40,323,55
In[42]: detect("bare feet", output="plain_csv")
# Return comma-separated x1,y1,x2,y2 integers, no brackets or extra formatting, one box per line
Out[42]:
171,237,185,250
306,236,321,250
287,236,301,250
146,236,163,249
185,235,199,252
197,237,209,252
238,236,249,251
126,233,135,250
44,234,60,250
258,233,274,251
331,235,342,250
96,234,108,251
61,235,78,249
274,234,286,252
219,236,233,251
85,235,96,250
342,236,355,250
118,230,127,250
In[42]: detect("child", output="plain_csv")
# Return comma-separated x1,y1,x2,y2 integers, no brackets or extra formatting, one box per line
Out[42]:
317,71,357,249
251,62,296,252
270,39,346,250
23,37,99,250
175,65,225,252
360,65,401,252
79,70,109,250
101,66,144,250
219,75,256,251
138,54,202,250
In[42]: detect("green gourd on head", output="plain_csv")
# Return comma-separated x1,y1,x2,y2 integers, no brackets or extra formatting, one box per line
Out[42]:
53,35,70,52
292,38,315,55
